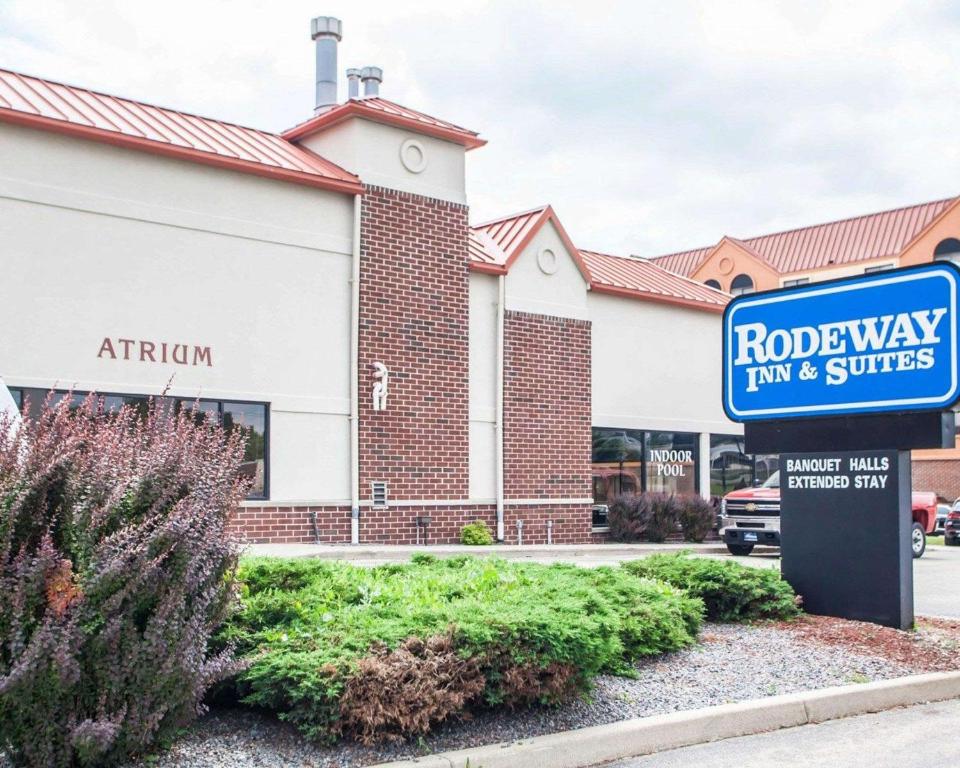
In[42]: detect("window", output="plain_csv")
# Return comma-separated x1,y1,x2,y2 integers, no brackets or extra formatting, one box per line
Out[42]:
934,238,960,263
783,278,809,288
709,434,778,499
7,387,269,499
644,431,698,495
591,427,699,506
730,274,754,296
704,279,722,290
864,264,893,274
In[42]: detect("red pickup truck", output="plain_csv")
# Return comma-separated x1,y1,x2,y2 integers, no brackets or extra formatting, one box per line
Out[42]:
719,471,937,558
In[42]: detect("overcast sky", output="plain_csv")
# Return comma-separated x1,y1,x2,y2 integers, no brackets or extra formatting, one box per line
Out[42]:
2,0,958,257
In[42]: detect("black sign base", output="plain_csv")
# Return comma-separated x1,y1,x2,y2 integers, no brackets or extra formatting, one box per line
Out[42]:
745,410,954,455
781,449,913,630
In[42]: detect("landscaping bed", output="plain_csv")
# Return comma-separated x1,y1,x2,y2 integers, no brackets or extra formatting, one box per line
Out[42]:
119,618,946,768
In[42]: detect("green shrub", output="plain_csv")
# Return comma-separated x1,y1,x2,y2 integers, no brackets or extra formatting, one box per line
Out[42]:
645,493,681,543
623,553,800,622
460,521,494,546
222,556,702,743
678,496,715,543
607,494,650,542
0,394,246,768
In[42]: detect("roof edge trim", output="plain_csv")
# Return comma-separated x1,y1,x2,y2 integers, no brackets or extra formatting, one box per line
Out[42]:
282,100,487,149
590,283,727,314
0,108,364,195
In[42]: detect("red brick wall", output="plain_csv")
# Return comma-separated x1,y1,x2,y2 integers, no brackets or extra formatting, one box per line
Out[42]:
503,310,592,500
912,459,960,501
502,503,593,544
358,185,470,502
232,505,498,545
229,505,351,544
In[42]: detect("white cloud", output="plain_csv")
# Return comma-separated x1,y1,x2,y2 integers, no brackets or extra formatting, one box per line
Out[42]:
1,0,958,256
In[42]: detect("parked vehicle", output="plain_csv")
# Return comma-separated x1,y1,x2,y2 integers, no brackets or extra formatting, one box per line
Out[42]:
946,505,960,546
934,503,952,535
719,473,937,558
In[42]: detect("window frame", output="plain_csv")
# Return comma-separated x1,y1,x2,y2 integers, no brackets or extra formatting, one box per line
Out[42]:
730,273,755,296
6,386,270,500
591,427,700,503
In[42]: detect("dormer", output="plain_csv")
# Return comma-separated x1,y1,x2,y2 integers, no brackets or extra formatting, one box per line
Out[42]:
282,17,485,205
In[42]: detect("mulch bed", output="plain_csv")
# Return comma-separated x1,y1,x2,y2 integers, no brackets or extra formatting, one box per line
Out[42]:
773,614,959,670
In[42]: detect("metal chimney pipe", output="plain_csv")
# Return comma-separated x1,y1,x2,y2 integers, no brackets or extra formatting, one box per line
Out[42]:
346,68,361,99
361,66,383,98
311,16,343,113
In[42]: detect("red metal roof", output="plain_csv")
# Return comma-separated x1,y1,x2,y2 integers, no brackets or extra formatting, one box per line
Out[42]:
472,206,549,266
650,197,957,277
470,206,729,313
581,250,729,312
0,68,362,194
283,97,486,149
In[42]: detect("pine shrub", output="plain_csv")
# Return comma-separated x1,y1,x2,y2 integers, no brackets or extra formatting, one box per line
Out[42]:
224,556,703,743
623,553,801,622
0,394,247,767
678,495,715,543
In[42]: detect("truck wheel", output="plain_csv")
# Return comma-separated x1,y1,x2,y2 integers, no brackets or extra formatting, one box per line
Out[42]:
945,536,959,547
726,543,754,556
911,522,926,559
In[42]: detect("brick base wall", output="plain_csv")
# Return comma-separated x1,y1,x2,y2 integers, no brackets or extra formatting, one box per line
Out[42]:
229,505,352,544
502,503,594,544
912,459,960,501
231,503,601,545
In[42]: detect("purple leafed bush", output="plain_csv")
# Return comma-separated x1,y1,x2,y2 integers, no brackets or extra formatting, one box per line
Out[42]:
0,393,248,767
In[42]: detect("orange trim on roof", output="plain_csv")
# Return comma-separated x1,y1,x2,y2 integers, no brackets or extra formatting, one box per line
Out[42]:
650,197,958,277
897,196,960,258
283,97,486,150
589,282,726,314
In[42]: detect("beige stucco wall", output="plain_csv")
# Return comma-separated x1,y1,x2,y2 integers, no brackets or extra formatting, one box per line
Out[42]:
504,220,589,320
589,292,739,436
468,272,498,500
0,123,355,503
299,118,467,204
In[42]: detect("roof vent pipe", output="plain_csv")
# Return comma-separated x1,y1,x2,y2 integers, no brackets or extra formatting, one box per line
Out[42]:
346,68,361,99
361,66,383,98
311,16,342,113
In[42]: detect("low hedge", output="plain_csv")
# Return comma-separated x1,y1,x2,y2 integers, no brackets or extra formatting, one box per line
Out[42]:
460,521,494,545
221,555,703,743
622,553,800,622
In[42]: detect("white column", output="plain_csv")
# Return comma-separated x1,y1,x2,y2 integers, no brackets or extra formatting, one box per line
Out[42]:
699,432,712,499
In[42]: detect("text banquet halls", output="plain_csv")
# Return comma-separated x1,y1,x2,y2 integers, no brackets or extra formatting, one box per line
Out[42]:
785,455,891,490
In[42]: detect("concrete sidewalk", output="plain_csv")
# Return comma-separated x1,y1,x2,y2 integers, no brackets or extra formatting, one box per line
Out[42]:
243,541,774,564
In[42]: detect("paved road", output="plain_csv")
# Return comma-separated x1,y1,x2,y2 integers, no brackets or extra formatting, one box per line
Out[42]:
606,699,960,768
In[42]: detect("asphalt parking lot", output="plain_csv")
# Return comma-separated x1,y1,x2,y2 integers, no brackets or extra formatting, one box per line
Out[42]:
720,543,959,619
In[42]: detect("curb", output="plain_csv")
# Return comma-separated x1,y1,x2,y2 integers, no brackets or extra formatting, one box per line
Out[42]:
369,671,960,768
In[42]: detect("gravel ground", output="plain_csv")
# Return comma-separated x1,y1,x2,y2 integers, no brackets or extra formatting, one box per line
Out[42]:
111,621,919,768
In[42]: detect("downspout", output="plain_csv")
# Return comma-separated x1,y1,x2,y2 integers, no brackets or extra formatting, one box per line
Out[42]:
495,274,505,542
350,193,362,545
